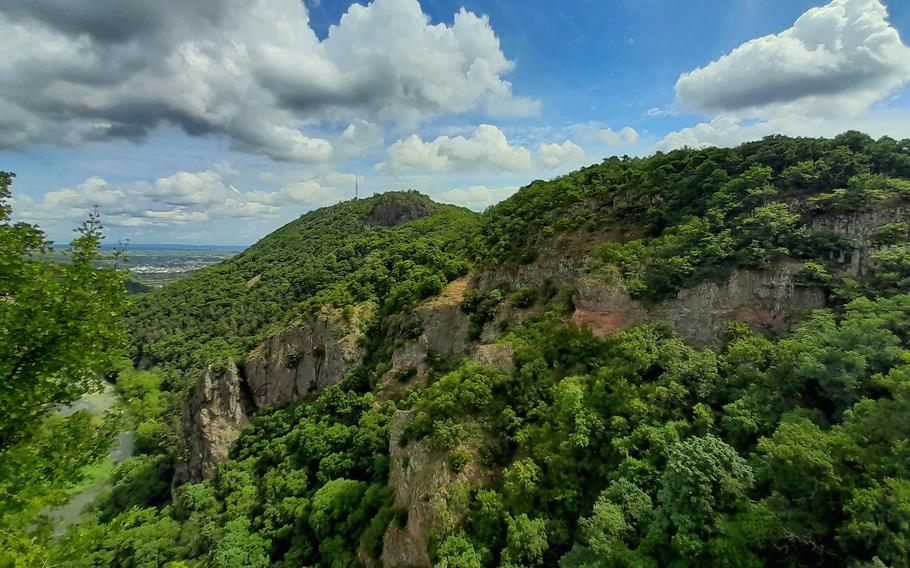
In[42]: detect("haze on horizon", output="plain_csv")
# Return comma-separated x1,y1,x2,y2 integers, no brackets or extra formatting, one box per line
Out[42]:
2,0,909,245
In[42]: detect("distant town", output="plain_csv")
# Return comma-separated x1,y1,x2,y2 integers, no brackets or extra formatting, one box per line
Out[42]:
120,246,241,287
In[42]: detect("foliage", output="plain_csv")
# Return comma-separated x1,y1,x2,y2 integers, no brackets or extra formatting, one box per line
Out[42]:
461,289,504,339
869,244,910,290
794,261,833,286
0,172,127,566
404,293,910,566
476,132,910,302
0,172,128,446
16,134,910,566
51,384,395,566
129,191,477,373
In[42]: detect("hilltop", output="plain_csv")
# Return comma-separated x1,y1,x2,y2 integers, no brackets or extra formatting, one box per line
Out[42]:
128,191,479,372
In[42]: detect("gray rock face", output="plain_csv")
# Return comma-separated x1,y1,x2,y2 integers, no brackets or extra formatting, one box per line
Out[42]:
810,204,910,275
476,225,642,292
477,251,584,291
381,411,435,568
378,337,431,401
381,411,488,568
473,343,515,374
390,336,429,374
180,306,370,482
181,362,249,482
243,309,367,409
573,261,826,344
364,201,433,227
412,279,472,358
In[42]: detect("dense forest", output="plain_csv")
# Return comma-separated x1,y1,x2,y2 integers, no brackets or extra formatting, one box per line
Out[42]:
4,132,910,567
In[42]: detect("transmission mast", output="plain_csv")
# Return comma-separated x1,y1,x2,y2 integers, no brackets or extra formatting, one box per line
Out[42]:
355,178,359,200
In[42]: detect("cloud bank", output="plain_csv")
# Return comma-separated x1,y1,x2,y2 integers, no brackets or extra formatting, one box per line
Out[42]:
14,167,358,233
0,0,537,161
438,184,520,211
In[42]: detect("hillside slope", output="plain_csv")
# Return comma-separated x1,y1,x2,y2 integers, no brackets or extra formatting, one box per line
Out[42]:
52,133,910,568
129,191,479,372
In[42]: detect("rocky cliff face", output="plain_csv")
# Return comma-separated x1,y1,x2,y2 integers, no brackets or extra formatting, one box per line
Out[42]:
475,227,634,290
378,279,473,400
412,278,472,357
573,260,827,344
364,200,433,227
178,362,250,483
472,342,515,374
179,305,371,482
178,204,910,538
810,204,910,275
374,208,910,561
477,208,910,345
244,305,370,408
381,411,489,568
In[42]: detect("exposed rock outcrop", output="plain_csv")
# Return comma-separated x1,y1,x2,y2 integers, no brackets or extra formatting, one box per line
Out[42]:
244,305,370,408
180,305,371,482
412,278,472,357
473,343,515,374
364,200,433,227
381,411,489,568
475,228,628,290
572,261,827,344
810,204,910,275
378,335,431,401
390,336,430,377
179,362,250,483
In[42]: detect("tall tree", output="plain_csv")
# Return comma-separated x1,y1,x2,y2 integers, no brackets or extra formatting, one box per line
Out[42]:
0,171,127,447
0,171,128,563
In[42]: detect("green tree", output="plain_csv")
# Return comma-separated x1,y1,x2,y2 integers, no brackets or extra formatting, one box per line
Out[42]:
648,435,754,560
435,533,485,568
501,514,549,567
1,172,127,444
839,478,910,566
0,172,128,565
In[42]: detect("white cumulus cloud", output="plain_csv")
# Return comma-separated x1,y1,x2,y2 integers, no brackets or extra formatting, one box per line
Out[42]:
438,185,520,211
0,0,536,162
14,167,360,234
377,124,586,173
661,0,910,150
376,125,533,173
537,141,587,169
570,123,640,146
675,0,910,117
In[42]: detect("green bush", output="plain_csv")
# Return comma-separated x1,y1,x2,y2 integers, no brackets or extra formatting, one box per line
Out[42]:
871,223,910,246
510,288,537,309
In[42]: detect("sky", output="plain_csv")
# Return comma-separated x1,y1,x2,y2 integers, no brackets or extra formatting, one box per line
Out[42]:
2,0,909,245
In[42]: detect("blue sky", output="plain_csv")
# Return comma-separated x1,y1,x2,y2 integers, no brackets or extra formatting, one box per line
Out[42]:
2,0,909,244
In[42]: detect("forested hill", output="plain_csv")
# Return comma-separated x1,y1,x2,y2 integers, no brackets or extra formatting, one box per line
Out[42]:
130,131,910,375
480,132,910,263
478,131,910,301
128,191,480,372
32,132,910,567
